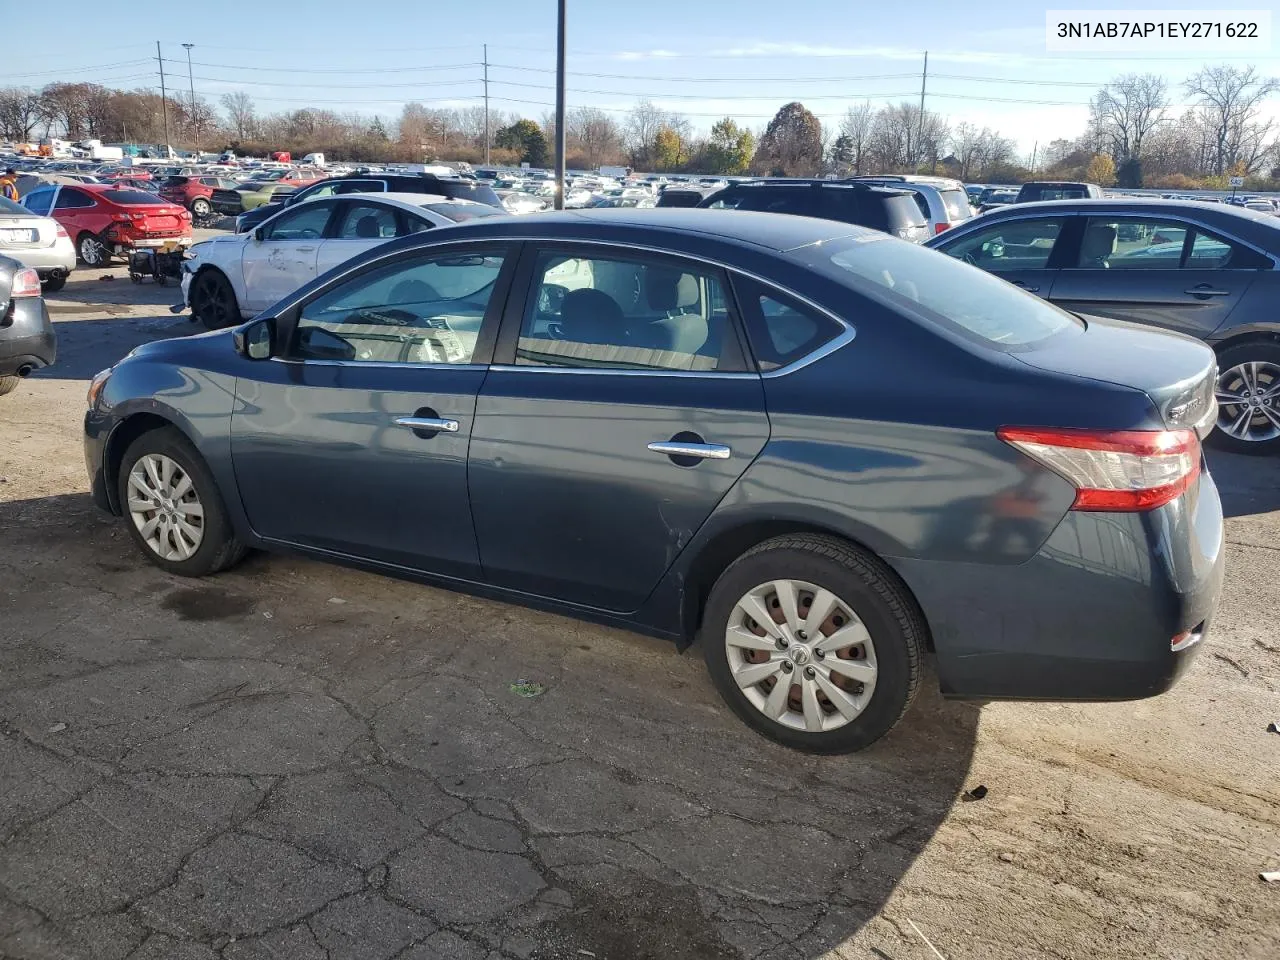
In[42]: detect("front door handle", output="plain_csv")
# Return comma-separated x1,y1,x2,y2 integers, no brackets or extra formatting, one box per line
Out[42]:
295,246,316,253
395,415,459,437
647,441,731,461
1011,280,1040,292
1184,285,1230,298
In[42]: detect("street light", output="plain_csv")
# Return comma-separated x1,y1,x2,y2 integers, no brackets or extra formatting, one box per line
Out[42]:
182,43,197,159
554,0,565,209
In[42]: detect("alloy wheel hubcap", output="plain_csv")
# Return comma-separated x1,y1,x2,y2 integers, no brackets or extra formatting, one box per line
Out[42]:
127,454,205,561
1216,361,1280,442
725,579,877,733
81,237,104,264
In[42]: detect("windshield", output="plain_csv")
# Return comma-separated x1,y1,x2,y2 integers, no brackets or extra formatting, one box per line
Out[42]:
103,190,167,205
800,235,1081,347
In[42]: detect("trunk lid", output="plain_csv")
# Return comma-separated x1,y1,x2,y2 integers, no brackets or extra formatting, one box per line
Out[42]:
0,215,55,248
1013,313,1217,437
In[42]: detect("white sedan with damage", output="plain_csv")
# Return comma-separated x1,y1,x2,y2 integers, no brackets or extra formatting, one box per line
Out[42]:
181,192,505,328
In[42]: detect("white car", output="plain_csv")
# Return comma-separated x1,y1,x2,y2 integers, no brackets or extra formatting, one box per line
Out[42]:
181,192,504,328
0,195,76,291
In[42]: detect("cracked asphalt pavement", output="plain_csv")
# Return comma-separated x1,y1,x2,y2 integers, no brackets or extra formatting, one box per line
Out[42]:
1,258,1278,959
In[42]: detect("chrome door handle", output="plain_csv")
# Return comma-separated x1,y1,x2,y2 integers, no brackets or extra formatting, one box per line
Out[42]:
395,416,459,433
1184,286,1230,297
647,441,731,460
296,246,316,252
1012,281,1039,292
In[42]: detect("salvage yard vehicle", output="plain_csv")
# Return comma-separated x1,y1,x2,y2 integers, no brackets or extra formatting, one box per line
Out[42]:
0,195,76,291
157,175,242,217
182,192,504,328
210,181,299,217
20,184,191,267
0,254,55,396
928,199,1280,453
847,175,976,235
700,179,930,241
85,209,1224,754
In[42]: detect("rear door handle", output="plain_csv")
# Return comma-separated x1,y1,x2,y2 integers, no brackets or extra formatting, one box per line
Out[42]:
1184,286,1230,297
647,441,731,460
1011,280,1040,292
295,246,316,253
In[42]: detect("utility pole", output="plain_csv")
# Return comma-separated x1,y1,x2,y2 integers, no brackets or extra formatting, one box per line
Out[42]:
182,43,197,159
156,42,171,157
1029,140,1038,171
483,44,490,165
554,0,566,209
916,50,928,172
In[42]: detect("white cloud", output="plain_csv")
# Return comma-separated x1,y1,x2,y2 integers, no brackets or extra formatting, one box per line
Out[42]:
613,49,678,61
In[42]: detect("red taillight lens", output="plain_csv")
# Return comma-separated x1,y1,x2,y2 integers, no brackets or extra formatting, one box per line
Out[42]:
997,427,1200,512
11,267,41,297
55,223,69,238
934,222,949,234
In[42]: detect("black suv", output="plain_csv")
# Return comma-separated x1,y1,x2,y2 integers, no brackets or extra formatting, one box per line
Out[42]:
697,180,929,241
233,173,504,233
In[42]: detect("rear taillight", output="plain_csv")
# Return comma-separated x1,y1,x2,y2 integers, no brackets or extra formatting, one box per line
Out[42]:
997,427,1200,512
934,222,949,234
55,224,69,238
11,267,41,297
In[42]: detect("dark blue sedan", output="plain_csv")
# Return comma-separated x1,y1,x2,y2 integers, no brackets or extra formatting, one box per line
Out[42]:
84,210,1225,753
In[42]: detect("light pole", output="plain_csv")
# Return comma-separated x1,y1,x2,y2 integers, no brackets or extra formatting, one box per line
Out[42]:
182,43,197,159
554,0,566,209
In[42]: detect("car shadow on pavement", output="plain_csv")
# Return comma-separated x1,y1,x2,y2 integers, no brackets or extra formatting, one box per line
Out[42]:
32,314,202,381
0,491,982,960
1205,449,1280,518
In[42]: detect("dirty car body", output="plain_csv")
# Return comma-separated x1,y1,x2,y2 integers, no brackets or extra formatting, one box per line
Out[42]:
84,210,1225,751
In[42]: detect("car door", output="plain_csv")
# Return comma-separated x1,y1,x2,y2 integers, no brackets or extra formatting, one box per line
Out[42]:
240,199,337,312
931,214,1071,297
53,187,101,240
230,243,517,577
467,243,770,612
1048,215,1264,338
315,199,417,275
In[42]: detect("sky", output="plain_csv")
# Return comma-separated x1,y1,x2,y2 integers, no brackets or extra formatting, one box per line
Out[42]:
5,0,1279,157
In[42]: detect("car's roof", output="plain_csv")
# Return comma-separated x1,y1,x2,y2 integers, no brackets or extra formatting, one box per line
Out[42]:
952,198,1280,247
381,208,865,253
372,192,475,206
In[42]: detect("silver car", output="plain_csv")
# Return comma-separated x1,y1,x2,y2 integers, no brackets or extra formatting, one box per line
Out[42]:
0,195,76,292
848,175,975,236
928,198,1280,454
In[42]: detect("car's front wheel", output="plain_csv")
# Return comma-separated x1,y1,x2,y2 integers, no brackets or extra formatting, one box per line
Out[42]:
118,427,247,577
189,269,240,330
701,534,925,753
1211,341,1280,455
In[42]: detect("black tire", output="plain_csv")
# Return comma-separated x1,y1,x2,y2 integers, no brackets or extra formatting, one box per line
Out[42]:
189,269,240,330
1209,340,1280,456
191,197,212,216
0,376,20,397
701,534,925,754
41,275,67,293
117,426,247,577
77,232,109,267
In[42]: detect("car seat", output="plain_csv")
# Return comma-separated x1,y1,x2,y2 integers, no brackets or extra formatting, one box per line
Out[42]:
1080,224,1117,268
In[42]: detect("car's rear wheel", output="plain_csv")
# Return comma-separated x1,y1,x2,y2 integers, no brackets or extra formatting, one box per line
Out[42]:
189,269,240,330
701,534,925,753
77,232,108,267
41,275,67,293
1211,341,1280,455
0,376,20,397
118,427,247,577
191,197,212,217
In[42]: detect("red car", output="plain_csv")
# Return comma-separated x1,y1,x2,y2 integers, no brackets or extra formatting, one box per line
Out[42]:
157,175,241,217
19,184,192,267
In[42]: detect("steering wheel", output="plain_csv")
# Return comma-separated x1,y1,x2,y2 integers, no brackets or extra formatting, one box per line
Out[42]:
963,251,978,265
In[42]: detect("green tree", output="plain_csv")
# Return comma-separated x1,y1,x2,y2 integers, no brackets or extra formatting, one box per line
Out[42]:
653,126,682,171
705,118,755,174
494,119,549,167
1084,152,1117,186
367,116,389,141
753,102,823,176
829,134,855,172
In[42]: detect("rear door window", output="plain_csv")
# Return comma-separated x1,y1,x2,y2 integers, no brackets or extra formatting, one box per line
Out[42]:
55,189,97,209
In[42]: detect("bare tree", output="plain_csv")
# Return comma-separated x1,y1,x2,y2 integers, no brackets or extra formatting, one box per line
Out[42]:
950,122,985,180
221,91,257,141
838,101,874,175
567,106,621,168
0,87,46,140
624,99,668,168
1185,65,1280,174
1090,73,1169,161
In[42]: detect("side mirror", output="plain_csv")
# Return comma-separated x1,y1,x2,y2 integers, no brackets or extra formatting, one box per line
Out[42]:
234,317,274,360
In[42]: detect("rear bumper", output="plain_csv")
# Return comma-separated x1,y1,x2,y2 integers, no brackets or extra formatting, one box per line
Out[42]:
1,239,77,276
0,298,57,375
891,471,1224,701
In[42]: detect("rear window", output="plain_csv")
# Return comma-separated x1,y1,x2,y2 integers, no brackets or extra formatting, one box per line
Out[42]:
879,195,928,232
940,189,972,221
800,235,1081,347
1018,184,1088,202
163,176,190,186
421,201,503,222
102,190,166,205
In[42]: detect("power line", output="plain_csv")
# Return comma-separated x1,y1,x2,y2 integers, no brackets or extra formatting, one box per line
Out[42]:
159,57,481,75
0,59,152,79
181,74,481,90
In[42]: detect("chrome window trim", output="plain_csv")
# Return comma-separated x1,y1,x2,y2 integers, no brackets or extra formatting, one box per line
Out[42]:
939,208,1279,269
268,358,487,371
269,235,855,378
489,364,758,380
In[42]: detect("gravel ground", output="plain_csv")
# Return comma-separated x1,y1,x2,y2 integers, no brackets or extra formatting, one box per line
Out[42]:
0,258,1277,960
